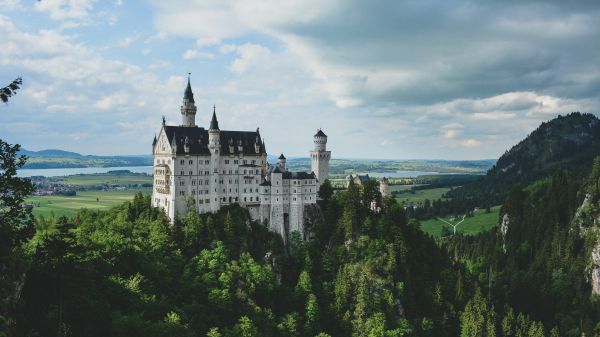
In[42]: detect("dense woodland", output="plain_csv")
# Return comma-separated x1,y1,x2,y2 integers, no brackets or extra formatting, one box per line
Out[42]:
2,112,600,336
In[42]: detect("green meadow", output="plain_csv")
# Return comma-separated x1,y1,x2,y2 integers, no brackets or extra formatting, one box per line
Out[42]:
26,188,152,218
419,205,501,237
390,185,452,205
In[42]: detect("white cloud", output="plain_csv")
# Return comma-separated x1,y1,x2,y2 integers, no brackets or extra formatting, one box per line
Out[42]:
182,49,215,60
461,138,481,147
229,43,272,74
196,36,221,47
118,36,135,47
35,0,95,21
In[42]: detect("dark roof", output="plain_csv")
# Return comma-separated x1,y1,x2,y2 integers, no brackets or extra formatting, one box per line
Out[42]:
282,171,316,180
209,108,219,130
184,77,195,103
162,125,266,156
278,153,286,160
314,129,327,137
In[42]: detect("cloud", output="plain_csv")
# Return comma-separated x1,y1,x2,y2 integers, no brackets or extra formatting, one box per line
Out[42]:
35,0,95,21
461,138,481,147
182,49,215,60
229,43,272,74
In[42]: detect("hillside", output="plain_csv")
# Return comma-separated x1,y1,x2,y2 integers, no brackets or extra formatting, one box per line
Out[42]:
19,148,153,169
447,112,600,205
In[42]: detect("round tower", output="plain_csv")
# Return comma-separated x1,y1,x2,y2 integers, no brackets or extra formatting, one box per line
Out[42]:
181,74,197,127
278,153,286,171
380,177,390,197
310,129,331,188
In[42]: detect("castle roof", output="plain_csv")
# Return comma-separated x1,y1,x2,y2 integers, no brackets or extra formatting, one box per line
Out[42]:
278,153,286,160
209,107,219,130
162,125,266,156
184,77,195,103
314,129,327,137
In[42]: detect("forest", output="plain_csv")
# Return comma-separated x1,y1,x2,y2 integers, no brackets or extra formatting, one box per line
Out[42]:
2,112,600,336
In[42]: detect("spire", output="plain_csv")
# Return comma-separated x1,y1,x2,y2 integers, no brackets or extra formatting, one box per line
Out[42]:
209,105,219,130
184,73,194,103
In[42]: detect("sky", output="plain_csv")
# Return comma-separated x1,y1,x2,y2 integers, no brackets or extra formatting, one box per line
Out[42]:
1,0,599,159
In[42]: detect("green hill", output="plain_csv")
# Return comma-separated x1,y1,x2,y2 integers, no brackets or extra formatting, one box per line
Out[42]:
447,112,600,205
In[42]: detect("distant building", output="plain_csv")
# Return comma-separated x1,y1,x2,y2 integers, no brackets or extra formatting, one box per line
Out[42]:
151,77,331,240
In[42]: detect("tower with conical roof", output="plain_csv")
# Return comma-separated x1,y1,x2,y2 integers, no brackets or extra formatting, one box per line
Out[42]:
181,74,197,127
310,129,331,189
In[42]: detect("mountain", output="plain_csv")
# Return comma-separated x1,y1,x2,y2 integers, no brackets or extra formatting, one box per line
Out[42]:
447,112,600,205
19,148,83,158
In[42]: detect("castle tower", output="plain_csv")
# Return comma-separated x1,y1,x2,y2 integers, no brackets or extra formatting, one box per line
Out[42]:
278,153,286,171
181,75,197,127
380,177,390,197
208,106,221,211
310,129,331,188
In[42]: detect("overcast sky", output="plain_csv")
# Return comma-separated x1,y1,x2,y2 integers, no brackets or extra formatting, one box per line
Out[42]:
1,0,599,159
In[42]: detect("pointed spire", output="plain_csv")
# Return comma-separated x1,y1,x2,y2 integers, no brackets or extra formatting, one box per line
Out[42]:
184,73,195,103
162,115,166,126
209,105,219,130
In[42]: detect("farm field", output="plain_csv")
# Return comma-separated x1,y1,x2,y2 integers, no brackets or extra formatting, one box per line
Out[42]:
56,173,152,186
26,188,152,218
419,205,501,237
391,186,452,206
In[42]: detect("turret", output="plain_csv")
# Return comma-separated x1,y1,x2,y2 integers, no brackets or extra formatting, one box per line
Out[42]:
310,129,331,189
208,105,220,153
181,74,197,127
380,177,390,197
278,153,286,171
314,129,327,151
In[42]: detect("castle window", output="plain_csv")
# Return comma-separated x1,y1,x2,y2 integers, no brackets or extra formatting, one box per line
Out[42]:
234,160,238,164
293,198,296,201
223,170,225,174
251,160,255,164
219,179,223,184
244,197,247,201
192,180,195,185
225,160,229,164
244,169,247,174
206,199,210,203
205,160,210,164
250,197,253,201
180,171,184,175
223,189,226,193
189,160,193,164
243,160,247,164
180,181,184,186
192,190,196,195
205,180,209,184
180,191,185,196
189,171,193,175
180,159,184,164
255,188,258,192
229,170,232,174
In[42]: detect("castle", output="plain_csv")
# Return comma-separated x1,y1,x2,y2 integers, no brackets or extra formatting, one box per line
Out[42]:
151,78,331,240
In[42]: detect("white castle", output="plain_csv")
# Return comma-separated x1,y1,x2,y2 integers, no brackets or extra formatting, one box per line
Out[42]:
151,78,331,240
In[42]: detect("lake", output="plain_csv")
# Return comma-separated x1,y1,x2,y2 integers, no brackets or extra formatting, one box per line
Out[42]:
17,166,453,179
17,166,154,177
357,171,451,178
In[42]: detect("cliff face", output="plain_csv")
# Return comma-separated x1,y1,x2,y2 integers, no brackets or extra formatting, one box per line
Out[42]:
591,243,600,295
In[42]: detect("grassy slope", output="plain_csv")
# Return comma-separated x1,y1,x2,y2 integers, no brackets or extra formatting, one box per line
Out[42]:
26,188,152,217
57,173,152,186
391,186,451,205
419,205,501,237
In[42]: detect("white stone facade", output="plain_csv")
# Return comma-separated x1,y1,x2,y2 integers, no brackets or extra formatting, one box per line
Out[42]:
151,79,330,241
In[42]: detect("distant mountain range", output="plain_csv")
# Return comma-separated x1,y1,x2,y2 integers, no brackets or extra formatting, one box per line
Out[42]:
19,149,153,169
19,148,495,174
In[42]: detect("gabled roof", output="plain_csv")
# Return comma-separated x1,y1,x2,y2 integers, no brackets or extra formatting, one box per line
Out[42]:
278,153,286,160
161,125,266,156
